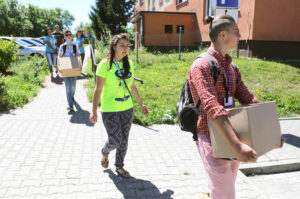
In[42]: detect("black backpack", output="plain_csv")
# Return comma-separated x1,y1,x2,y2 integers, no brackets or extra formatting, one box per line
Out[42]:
176,52,238,141
62,44,77,56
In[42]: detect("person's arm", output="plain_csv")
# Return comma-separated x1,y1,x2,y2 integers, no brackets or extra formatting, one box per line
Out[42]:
190,59,257,162
89,76,105,124
44,40,56,51
212,116,258,162
79,41,84,50
130,80,148,114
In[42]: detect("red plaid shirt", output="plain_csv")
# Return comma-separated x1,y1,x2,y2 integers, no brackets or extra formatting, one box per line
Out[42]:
187,47,258,138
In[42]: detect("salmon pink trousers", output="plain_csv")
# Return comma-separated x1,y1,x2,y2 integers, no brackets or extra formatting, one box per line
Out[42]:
196,135,240,199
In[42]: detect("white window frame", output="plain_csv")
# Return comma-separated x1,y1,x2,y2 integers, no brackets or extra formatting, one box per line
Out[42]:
177,0,188,6
205,0,215,16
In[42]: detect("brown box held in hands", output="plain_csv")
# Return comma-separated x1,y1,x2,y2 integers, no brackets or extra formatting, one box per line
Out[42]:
58,57,81,78
208,101,282,159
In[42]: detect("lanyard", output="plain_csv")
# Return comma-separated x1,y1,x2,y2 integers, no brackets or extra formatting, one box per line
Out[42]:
113,59,132,99
113,59,123,91
113,59,122,73
221,62,230,103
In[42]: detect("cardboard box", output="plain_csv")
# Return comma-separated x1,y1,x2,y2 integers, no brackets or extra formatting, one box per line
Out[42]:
208,101,282,159
58,57,81,78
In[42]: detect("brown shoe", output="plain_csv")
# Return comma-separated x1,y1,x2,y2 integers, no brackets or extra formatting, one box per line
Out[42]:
115,167,131,179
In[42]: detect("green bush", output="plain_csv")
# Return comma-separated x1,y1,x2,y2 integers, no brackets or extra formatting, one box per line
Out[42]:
0,39,19,73
0,73,9,111
0,57,49,111
10,56,48,85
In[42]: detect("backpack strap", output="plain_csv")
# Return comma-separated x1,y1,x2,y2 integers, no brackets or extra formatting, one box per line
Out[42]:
73,44,77,56
62,44,67,56
197,52,220,85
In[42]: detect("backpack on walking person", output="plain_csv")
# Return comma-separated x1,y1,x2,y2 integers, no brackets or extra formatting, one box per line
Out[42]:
176,52,238,141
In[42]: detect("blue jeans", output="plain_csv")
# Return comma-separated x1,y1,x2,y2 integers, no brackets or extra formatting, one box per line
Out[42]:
63,77,77,108
45,52,57,73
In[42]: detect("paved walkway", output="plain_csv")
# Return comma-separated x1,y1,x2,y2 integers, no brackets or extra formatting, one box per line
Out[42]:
0,47,299,199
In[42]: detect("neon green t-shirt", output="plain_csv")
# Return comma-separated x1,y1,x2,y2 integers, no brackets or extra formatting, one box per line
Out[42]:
96,59,134,112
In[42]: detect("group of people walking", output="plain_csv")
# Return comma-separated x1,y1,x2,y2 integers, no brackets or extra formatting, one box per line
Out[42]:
44,25,86,111
43,14,283,199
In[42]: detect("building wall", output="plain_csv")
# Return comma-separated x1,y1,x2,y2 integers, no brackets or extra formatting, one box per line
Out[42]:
142,12,198,47
135,0,300,42
252,0,300,41
134,0,300,58
164,0,207,41
238,0,255,41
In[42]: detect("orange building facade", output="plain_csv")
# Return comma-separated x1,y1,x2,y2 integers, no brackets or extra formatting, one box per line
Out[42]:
131,0,300,59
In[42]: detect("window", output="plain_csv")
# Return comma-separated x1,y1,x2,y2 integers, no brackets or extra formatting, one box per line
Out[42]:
147,0,151,10
205,0,215,16
177,0,187,5
165,25,173,33
177,25,184,34
159,0,164,7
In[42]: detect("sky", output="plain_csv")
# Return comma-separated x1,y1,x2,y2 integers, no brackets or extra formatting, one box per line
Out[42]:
18,0,95,31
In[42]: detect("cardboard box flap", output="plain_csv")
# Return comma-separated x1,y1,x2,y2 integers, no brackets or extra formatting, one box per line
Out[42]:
227,108,252,147
246,102,281,156
58,57,81,78
58,57,80,70
209,108,251,158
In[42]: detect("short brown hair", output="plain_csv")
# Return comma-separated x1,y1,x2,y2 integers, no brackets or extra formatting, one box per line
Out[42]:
204,14,236,42
64,30,72,35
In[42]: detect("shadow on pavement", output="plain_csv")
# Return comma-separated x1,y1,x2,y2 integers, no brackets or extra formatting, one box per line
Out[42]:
51,74,64,85
141,126,160,132
104,169,174,199
283,134,300,148
69,100,94,127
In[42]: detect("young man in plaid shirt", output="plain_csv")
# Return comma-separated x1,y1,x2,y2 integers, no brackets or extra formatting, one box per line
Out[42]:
188,14,283,199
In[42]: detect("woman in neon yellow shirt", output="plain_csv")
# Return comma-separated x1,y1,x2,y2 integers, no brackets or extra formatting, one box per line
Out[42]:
90,33,148,178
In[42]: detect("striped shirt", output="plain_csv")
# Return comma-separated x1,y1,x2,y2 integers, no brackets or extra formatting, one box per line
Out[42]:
187,47,258,138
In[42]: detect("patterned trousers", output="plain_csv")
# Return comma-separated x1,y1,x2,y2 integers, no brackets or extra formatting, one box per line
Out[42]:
101,108,133,168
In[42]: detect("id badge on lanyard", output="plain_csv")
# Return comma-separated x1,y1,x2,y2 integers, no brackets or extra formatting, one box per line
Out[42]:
224,96,233,107
223,66,234,108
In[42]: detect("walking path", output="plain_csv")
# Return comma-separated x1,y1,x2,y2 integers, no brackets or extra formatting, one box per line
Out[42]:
0,46,299,199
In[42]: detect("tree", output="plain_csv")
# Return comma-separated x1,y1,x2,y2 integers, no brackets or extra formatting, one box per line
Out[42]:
0,0,75,37
89,0,135,39
75,22,94,36
0,0,31,36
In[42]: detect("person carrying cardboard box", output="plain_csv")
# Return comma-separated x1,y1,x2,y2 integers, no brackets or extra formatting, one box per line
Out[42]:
57,30,82,112
187,14,284,199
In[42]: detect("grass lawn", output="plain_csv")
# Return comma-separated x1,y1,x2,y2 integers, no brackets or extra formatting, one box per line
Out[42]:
84,48,300,126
